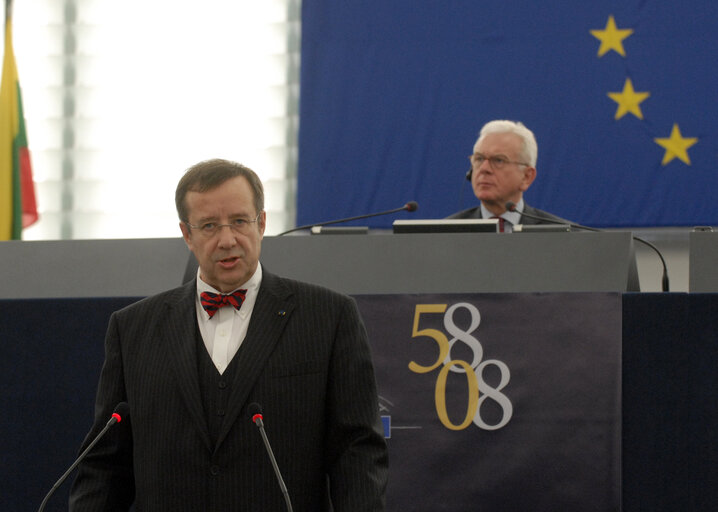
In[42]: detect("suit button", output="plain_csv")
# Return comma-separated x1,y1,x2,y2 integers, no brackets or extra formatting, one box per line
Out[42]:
210,465,220,476
218,380,227,389
217,409,225,416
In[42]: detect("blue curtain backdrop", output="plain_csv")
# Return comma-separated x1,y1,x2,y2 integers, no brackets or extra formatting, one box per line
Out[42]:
298,1,718,228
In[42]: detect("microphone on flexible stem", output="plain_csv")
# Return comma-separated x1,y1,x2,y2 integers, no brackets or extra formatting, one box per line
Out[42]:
248,403,293,512
505,201,669,292
277,201,419,236
38,402,130,512
506,201,601,232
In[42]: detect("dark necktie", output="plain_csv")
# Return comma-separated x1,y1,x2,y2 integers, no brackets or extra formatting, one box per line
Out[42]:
200,290,247,318
491,216,506,233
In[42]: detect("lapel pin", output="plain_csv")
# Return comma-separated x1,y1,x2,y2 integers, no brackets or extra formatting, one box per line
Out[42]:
277,310,286,317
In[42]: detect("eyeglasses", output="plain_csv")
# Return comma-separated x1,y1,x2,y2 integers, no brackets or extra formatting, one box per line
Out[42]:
469,153,530,170
185,212,262,237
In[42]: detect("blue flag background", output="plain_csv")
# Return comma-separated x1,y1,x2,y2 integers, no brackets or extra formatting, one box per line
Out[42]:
298,1,718,228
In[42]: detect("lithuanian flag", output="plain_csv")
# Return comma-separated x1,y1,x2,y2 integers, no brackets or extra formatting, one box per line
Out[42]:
0,4,37,240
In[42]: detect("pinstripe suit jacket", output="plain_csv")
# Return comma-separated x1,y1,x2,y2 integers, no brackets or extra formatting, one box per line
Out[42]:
69,267,388,511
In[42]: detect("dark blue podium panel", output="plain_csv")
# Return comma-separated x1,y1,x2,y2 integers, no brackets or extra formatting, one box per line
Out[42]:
3,293,716,511
357,293,622,511
0,297,138,511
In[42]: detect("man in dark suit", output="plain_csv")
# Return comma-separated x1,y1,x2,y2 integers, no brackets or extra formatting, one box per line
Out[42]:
449,120,569,231
70,159,388,511
449,120,641,290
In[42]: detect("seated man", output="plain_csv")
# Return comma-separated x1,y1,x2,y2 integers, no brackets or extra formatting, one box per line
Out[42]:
449,119,568,232
450,119,640,290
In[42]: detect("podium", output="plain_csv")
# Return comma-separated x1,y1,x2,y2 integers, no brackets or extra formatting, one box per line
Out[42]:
1,232,669,512
0,232,639,299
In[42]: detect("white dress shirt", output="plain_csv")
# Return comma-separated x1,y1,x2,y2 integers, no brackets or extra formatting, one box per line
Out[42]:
194,264,262,374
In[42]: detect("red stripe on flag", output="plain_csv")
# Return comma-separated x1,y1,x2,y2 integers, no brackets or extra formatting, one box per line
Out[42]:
19,146,37,227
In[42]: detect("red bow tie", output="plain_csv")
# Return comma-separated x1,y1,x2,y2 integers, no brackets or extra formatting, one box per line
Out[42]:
200,290,247,318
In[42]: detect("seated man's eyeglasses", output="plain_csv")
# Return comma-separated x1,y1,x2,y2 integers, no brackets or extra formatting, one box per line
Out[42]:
469,153,530,170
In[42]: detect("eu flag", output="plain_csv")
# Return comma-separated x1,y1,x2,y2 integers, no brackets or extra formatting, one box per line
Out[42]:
298,1,718,227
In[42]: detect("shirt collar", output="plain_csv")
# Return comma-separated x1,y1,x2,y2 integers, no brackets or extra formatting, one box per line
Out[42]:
480,198,524,226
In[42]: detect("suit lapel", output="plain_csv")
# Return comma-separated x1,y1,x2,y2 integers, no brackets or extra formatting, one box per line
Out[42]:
521,204,540,225
162,282,213,451
215,270,296,449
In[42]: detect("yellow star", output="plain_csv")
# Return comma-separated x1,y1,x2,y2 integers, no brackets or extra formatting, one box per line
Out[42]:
590,15,634,57
607,78,650,120
654,124,698,165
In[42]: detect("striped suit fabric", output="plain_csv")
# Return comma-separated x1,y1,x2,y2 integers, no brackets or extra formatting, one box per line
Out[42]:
69,267,388,511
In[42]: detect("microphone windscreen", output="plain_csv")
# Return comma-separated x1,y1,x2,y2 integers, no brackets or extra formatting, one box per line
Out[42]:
247,402,262,418
113,402,130,422
405,201,419,212
505,201,517,212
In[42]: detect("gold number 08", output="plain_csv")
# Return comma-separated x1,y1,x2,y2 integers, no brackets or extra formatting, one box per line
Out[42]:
409,304,479,430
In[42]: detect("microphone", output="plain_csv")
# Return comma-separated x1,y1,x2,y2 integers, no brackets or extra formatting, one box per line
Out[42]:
505,201,669,292
277,201,419,236
38,402,130,512
248,403,293,512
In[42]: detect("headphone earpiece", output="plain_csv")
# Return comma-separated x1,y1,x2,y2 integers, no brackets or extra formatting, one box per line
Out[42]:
465,168,472,181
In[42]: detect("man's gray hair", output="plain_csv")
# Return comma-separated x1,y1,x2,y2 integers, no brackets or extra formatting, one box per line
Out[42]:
475,120,538,167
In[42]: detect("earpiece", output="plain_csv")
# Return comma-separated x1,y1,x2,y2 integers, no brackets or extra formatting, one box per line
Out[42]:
465,168,472,181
